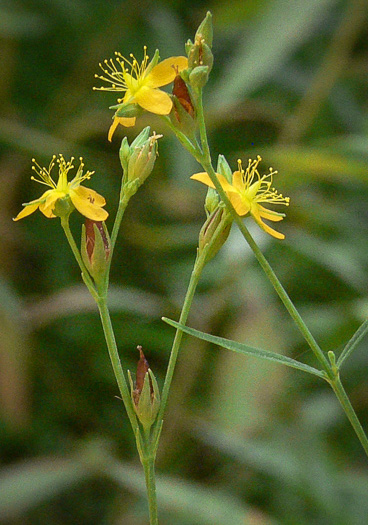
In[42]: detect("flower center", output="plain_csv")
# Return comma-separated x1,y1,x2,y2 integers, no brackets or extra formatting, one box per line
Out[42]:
93,47,150,98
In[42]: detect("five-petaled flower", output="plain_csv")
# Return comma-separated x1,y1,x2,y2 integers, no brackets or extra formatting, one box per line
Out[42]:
94,47,188,140
191,156,290,239
13,155,108,222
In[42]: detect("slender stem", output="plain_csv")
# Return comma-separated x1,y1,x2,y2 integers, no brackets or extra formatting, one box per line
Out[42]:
97,297,138,433
142,453,158,525
329,375,368,456
239,225,332,375
162,115,202,162
60,215,98,299
196,89,368,452
110,187,131,252
196,90,333,377
337,319,368,369
152,250,207,447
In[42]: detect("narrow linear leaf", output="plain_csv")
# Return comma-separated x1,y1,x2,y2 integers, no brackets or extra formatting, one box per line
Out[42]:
162,318,326,379
337,319,368,369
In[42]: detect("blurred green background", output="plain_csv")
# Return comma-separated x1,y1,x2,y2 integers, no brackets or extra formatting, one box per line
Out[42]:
1,0,368,523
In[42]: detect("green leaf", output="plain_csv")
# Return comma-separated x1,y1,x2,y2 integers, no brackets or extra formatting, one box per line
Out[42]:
337,319,368,369
162,318,326,379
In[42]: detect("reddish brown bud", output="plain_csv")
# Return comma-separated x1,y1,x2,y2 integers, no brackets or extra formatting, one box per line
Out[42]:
85,219,110,263
128,346,160,430
172,68,194,120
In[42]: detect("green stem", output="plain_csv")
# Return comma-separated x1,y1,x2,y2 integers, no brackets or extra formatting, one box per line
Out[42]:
162,115,202,162
142,453,158,525
197,91,333,376
152,249,207,447
195,89,368,453
97,297,138,433
110,185,131,252
329,375,368,456
60,215,98,300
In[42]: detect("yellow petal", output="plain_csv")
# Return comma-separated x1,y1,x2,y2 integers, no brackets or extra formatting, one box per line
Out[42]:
39,190,64,218
228,193,250,216
147,57,188,88
70,188,108,221
257,204,284,222
13,203,39,221
135,86,172,115
252,208,284,239
72,186,106,206
108,116,136,141
190,172,235,194
232,170,244,192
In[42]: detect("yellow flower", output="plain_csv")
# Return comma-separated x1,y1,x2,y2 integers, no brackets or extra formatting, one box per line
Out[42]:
94,47,188,139
191,156,290,240
14,155,108,222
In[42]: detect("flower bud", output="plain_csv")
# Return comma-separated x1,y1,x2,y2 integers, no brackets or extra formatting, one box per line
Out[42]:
81,219,111,284
172,71,195,118
127,132,162,186
170,71,196,137
119,127,152,173
186,12,214,83
198,206,232,263
128,346,160,431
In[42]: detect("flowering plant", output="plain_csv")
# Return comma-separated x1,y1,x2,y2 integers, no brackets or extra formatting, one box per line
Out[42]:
15,12,368,525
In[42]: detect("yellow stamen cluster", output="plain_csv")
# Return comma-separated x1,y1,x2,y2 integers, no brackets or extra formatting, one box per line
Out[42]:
238,156,290,208
93,46,150,99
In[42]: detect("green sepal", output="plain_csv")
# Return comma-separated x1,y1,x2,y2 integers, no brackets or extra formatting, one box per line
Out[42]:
217,154,233,182
180,67,191,84
185,39,193,55
198,206,232,263
195,11,213,48
127,132,160,186
119,127,151,173
188,42,213,73
111,102,143,119
170,95,196,140
189,65,209,90
53,196,74,218
130,126,151,149
145,49,160,76
204,187,219,216
129,369,160,431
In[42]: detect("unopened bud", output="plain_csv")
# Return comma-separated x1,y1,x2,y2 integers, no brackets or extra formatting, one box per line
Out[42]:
127,132,162,186
118,126,151,173
172,70,195,118
81,219,111,284
199,206,232,263
128,346,160,430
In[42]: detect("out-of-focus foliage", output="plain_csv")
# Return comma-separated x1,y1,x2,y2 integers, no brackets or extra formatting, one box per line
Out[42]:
1,0,368,523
